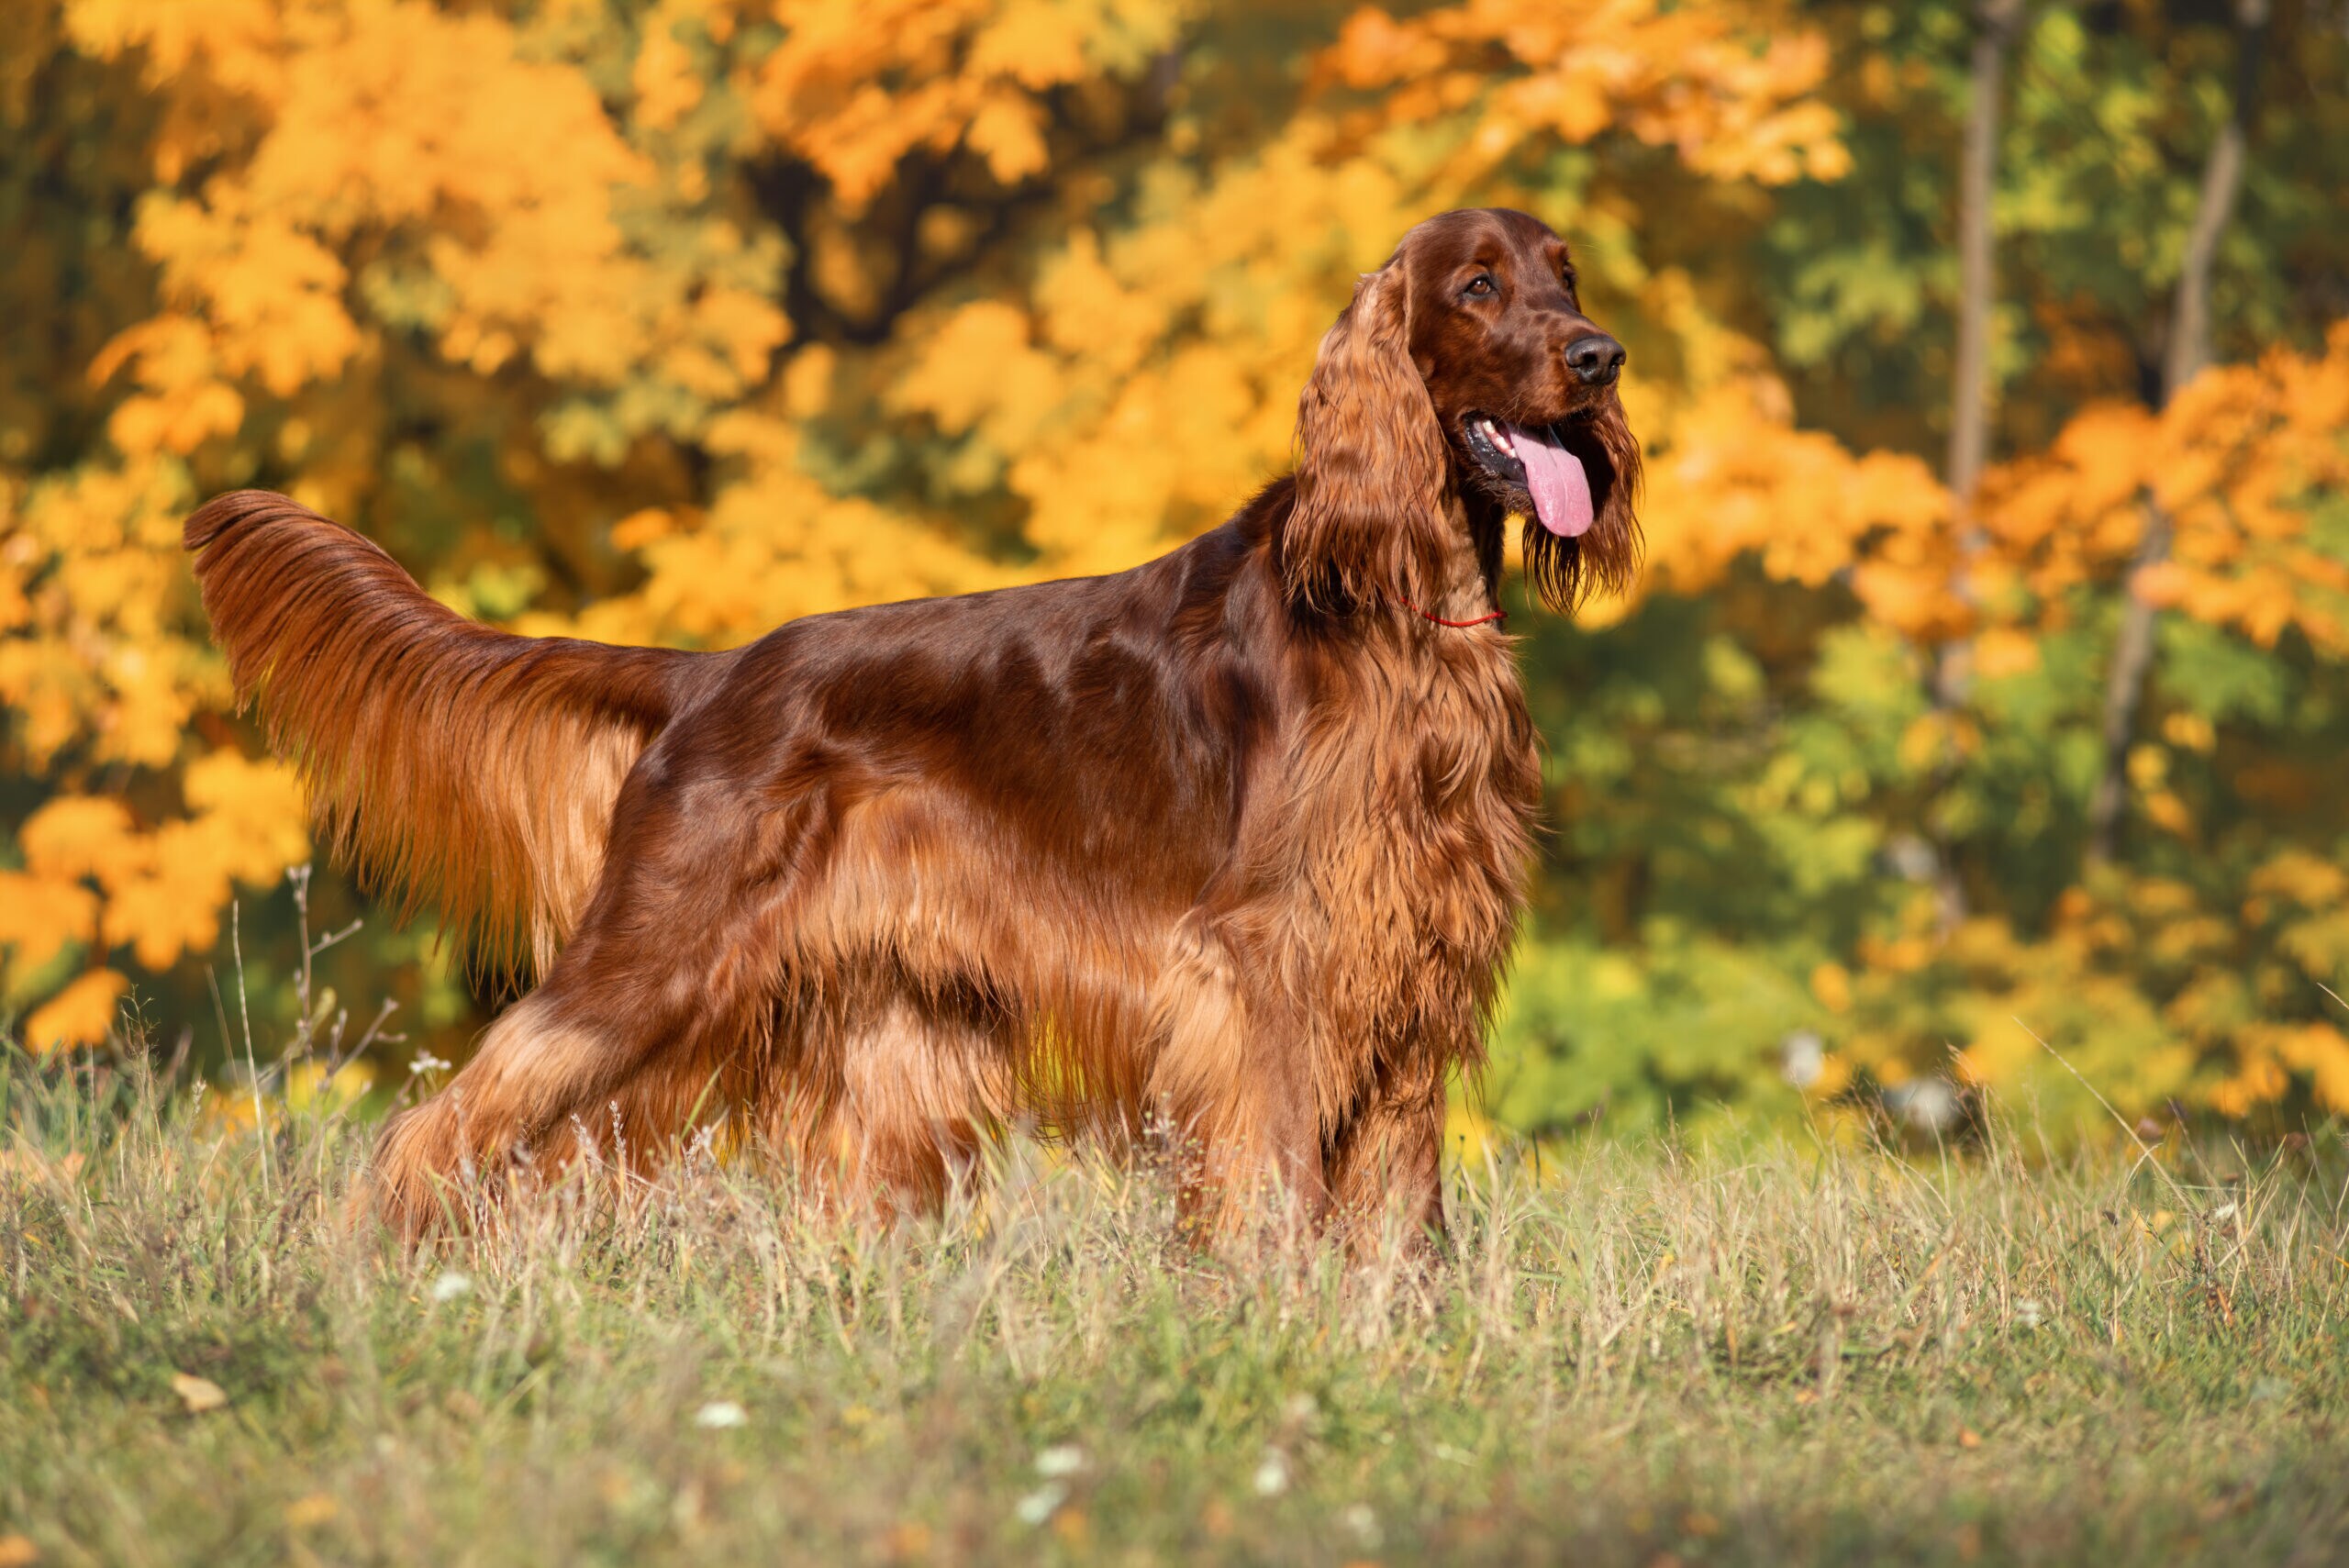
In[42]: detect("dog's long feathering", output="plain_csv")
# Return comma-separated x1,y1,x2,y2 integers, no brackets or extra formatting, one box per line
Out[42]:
185,491,706,979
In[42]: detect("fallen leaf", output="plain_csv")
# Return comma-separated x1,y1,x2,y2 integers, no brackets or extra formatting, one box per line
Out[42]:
172,1373,228,1413
1958,1427,1982,1449
284,1494,338,1529
0,1532,39,1566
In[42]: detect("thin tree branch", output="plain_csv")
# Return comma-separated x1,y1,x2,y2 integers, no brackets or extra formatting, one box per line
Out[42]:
2086,0,2270,868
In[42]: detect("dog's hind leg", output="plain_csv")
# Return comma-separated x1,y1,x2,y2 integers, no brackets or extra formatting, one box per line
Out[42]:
363,859,772,1237
365,984,636,1234
751,989,1014,1219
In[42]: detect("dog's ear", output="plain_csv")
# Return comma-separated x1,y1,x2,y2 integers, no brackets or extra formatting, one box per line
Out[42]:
1281,261,1449,614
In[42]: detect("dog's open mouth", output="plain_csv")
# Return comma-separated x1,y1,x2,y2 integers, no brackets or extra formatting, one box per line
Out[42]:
1464,415,1613,539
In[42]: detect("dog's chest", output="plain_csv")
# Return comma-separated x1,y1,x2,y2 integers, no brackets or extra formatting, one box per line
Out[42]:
1283,638,1539,1040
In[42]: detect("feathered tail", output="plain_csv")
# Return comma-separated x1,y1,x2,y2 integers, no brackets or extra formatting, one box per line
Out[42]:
186,491,708,977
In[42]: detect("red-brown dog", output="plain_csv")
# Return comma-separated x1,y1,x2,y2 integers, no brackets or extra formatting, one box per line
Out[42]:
186,207,1640,1240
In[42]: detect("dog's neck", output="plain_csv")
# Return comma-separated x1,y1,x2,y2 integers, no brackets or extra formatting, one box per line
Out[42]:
1419,487,1509,623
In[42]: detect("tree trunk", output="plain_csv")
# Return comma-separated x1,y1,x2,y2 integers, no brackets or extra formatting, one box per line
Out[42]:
2084,0,2270,868
1926,0,2026,928
1941,0,2026,620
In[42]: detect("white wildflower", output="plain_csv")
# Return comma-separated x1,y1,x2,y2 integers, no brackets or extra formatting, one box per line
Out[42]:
694,1400,748,1429
1035,1443,1085,1478
428,1271,472,1304
1252,1447,1290,1496
1014,1482,1068,1526
1779,1030,1825,1089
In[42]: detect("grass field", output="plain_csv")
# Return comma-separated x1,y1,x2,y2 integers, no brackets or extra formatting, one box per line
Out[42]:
3,1051,2346,1567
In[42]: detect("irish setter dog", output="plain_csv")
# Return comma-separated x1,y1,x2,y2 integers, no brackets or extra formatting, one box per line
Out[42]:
185,207,1641,1241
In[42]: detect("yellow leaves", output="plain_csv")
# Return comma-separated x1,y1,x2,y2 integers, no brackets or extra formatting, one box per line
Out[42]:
1323,8,1447,92
1034,232,1170,375
2241,851,2349,994
91,0,706,402
967,1,1097,88
966,91,1052,185
133,195,358,399
64,0,282,95
183,750,311,884
0,874,97,979
2,459,202,768
2228,1023,2349,1116
2,756,307,997
22,796,141,884
24,969,129,1052
750,0,1187,212
890,301,1063,441
578,413,1014,645
1971,626,2040,680
1982,323,2349,656
2161,711,2216,752
1319,0,1847,190
88,316,246,459
2246,851,2349,912
1640,374,1953,628
632,3,707,131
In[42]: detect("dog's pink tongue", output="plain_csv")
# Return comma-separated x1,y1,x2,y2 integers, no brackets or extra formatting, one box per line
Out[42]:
1509,422,1594,538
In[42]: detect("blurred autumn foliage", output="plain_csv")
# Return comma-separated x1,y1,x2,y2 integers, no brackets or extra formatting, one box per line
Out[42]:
4,0,2346,1142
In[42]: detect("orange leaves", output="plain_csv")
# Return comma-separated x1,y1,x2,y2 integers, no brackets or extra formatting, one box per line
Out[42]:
1320,0,1848,189
631,2,710,131
1985,401,2159,599
748,0,1188,211
21,796,144,887
1,460,202,769
890,302,1063,443
1322,9,1445,93
75,0,699,402
24,970,131,1053
2,754,307,998
1636,375,1954,631
131,197,358,400
577,412,1014,646
1982,324,2349,655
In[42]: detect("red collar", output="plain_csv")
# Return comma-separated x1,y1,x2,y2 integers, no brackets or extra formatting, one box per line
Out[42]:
1400,596,1507,628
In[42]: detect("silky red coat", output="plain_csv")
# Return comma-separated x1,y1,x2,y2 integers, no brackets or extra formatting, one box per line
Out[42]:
185,208,1642,1240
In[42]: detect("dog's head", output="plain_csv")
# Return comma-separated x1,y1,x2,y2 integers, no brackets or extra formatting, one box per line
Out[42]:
1283,207,1642,616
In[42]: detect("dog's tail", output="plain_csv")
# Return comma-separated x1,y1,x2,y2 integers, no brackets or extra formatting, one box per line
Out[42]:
186,490,710,978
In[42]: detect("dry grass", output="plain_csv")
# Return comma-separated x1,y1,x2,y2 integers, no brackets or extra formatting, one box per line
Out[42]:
2,1041,2346,1566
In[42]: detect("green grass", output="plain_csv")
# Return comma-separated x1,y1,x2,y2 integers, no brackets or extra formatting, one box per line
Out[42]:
3,1051,2346,1567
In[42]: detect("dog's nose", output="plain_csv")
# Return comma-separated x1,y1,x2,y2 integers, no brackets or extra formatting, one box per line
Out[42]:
1565,333,1626,385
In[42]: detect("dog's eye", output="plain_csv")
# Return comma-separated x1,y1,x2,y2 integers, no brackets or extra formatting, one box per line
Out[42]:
1464,273,1497,298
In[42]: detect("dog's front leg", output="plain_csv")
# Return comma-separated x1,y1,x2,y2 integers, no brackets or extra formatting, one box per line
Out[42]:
1326,1078,1449,1259
1145,919,1330,1241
